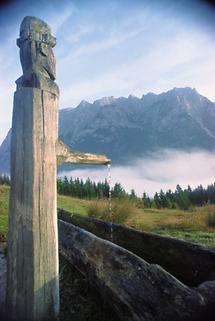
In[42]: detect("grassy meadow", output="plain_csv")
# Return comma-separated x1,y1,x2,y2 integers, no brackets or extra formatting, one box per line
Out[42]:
1,184,215,247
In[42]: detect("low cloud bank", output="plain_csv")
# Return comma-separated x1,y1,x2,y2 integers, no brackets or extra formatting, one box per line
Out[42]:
58,150,215,197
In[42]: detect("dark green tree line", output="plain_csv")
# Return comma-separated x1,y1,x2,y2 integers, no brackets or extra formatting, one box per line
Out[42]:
0,174,10,185
1,174,215,210
143,183,215,210
57,177,128,199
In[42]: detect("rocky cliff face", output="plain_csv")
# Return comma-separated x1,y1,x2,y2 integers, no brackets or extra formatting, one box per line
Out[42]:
59,87,215,163
0,129,11,174
1,87,215,174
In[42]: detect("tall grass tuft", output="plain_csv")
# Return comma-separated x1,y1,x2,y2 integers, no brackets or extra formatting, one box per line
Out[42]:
87,198,138,224
87,200,110,221
204,204,215,227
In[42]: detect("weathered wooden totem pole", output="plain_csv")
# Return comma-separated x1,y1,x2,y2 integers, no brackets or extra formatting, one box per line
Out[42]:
7,16,110,321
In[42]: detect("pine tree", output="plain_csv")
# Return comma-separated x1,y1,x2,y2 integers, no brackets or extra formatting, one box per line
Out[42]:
142,192,151,208
112,183,126,198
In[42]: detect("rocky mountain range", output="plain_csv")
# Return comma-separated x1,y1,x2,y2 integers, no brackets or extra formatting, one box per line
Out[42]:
1,87,215,174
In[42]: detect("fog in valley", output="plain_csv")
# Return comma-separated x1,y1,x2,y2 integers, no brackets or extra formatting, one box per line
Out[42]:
58,149,215,197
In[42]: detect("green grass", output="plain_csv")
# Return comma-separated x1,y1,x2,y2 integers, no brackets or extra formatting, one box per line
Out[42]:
0,185,9,241
128,207,215,247
152,228,215,247
87,198,137,224
57,194,90,216
0,186,90,241
1,184,215,247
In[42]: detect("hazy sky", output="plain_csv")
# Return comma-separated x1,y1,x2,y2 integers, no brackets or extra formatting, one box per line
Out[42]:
1,0,215,144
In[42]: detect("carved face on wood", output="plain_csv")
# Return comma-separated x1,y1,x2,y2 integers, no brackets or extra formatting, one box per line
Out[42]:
17,16,57,84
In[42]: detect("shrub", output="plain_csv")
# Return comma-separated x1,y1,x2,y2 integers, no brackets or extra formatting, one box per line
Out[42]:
87,200,110,221
204,204,215,227
87,198,137,224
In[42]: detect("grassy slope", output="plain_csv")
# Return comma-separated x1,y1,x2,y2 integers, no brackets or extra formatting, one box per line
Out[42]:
1,184,215,247
57,194,91,216
0,185,89,241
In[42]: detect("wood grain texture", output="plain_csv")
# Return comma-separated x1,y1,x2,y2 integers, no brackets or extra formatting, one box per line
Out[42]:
58,219,215,321
58,209,215,287
7,88,59,321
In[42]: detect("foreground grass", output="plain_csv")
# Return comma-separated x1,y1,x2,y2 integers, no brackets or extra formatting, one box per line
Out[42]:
128,207,215,247
1,184,215,247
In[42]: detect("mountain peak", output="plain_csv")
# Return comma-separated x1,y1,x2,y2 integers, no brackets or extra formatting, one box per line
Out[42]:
78,100,91,108
128,94,138,100
169,87,197,95
141,92,157,99
94,96,116,106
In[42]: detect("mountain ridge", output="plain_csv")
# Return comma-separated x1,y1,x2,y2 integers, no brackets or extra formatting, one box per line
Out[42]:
64,87,214,108
1,87,215,174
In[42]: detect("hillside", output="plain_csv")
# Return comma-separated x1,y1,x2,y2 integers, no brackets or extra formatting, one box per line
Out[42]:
1,87,215,173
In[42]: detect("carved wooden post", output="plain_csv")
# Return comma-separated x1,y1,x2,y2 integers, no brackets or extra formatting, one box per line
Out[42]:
7,17,60,321
7,16,110,321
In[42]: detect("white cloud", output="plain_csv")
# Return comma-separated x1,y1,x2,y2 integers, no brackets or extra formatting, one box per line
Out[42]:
65,24,97,45
59,28,215,107
58,150,215,197
47,4,75,34
59,25,146,64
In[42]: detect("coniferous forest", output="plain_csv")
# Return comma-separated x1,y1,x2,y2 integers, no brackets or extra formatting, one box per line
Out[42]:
57,177,215,210
1,174,215,210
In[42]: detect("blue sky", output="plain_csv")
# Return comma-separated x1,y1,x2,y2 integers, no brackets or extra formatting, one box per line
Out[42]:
1,0,215,143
